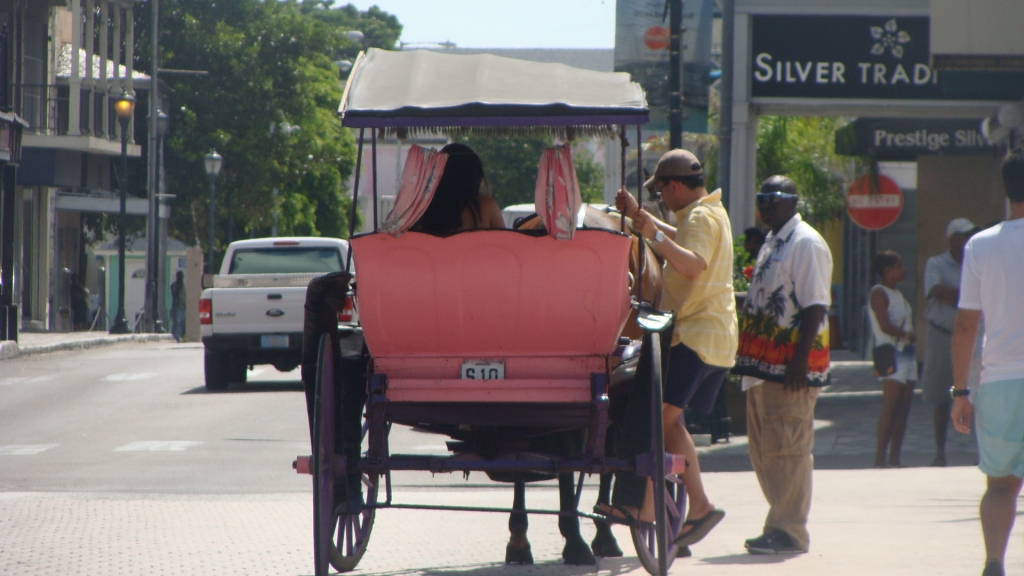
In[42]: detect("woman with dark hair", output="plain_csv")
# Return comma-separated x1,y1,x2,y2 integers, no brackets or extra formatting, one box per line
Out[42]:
743,227,766,260
869,250,916,467
412,143,505,236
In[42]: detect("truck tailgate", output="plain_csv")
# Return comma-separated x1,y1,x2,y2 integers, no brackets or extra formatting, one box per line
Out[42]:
210,286,306,334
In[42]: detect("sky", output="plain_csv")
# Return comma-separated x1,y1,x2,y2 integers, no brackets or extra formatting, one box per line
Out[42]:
344,0,617,49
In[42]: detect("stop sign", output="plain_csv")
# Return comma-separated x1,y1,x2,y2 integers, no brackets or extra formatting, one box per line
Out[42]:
846,174,904,231
644,26,669,50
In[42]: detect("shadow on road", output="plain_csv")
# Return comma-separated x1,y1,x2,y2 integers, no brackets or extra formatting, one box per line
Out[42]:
345,557,642,576
181,381,303,394
700,391,978,472
697,552,791,565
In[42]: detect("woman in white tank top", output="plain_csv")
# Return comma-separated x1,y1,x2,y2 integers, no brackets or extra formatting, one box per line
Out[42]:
869,251,917,468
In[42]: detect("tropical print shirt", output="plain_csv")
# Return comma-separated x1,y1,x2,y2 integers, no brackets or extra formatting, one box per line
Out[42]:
733,213,833,386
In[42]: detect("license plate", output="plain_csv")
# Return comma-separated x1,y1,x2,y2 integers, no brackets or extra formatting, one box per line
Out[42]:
461,359,505,380
260,335,289,348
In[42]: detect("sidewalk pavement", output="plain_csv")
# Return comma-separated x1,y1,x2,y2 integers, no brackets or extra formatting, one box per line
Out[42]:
1,466,1016,576
0,331,176,360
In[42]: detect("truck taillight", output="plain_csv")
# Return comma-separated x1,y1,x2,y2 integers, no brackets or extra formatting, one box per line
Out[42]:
199,298,212,324
338,296,354,323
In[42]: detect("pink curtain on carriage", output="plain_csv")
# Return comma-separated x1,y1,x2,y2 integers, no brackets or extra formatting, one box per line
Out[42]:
534,145,582,240
380,144,449,236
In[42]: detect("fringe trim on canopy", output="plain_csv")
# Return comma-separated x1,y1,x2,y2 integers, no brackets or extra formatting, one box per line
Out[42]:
379,125,619,141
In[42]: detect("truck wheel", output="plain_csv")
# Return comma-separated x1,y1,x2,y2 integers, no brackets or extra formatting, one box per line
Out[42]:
204,352,230,391
229,357,248,384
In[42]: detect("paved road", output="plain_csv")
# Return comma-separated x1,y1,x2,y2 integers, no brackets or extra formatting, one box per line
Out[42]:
1,342,1019,575
0,341,473,493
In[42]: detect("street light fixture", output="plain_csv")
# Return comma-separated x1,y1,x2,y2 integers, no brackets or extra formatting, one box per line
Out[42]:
204,150,223,276
334,60,353,75
157,110,170,136
109,90,136,334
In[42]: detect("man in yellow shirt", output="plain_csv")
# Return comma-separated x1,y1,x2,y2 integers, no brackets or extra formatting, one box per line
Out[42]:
614,148,737,547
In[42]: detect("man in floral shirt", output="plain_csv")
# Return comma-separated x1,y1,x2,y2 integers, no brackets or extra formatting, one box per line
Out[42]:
733,175,833,555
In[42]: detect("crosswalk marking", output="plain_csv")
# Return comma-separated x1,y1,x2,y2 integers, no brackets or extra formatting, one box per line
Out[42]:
114,441,201,452
0,376,54,386
0,444,59,455
106,373,157,381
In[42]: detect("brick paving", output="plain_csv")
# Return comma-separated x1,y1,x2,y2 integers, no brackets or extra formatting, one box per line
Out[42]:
1,468,1021,575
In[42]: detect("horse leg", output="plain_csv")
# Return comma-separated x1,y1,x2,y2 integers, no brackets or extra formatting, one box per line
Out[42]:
505,479,533,564
559,472,597,565
591,471,624,557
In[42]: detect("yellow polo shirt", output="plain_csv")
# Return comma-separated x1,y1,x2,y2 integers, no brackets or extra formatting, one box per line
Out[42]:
660,189,738,368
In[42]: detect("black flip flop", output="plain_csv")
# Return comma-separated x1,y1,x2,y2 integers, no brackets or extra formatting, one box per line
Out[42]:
673,508,725,547
592,504,654,529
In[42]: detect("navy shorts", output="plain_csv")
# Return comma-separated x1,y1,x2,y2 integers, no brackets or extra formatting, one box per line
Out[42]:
663,343,728,414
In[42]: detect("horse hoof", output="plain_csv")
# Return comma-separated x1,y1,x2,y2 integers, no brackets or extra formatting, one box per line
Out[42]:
505,542,534,564
591,522,623,558
562,537,597,566
679,545,692,558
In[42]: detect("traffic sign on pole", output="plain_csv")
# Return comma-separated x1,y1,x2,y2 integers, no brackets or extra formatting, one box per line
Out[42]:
846,174,903,231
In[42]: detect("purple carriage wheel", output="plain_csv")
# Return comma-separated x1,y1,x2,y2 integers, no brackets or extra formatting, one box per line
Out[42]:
328,473,378,572
630,478,687,575
626,321,683,576
312,335,378,574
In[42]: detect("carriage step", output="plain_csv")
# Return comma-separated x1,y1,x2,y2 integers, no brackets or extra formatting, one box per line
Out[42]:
293,455,311,475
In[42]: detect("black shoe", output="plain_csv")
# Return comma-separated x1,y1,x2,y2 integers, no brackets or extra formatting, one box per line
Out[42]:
745,530,805,555
982,560,1004,576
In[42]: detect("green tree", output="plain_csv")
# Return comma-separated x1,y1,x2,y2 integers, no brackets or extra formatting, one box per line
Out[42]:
456,134,605,208
755,116,868,227
574,147,604,203
132,1,401,261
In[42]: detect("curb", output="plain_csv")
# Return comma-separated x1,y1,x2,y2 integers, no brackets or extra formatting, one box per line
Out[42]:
0,333,176,360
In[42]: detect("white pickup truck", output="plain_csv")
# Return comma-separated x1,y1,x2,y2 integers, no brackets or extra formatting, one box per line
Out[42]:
199,237,355,390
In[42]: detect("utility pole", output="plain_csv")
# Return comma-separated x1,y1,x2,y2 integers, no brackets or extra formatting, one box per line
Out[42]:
144,0,161,332
718,0,734,209
668,0,684,150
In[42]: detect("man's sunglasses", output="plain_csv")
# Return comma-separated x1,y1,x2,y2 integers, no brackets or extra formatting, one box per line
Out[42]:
653,175,701,191
756,191,798,207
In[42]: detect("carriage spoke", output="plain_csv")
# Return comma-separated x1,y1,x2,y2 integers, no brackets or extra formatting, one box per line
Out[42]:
664,492,681,521
346,516,356,556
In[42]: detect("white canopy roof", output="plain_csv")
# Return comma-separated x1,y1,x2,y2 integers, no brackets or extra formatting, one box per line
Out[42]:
339,48,648,129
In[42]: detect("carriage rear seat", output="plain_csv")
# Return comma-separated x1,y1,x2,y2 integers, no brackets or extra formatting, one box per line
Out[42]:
350,229,632,403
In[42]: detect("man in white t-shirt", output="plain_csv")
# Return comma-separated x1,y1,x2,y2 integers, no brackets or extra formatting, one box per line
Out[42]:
951,147,1024,576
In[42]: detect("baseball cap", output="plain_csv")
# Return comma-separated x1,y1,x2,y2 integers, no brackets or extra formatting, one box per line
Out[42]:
643,149,703,189
946,218,975,237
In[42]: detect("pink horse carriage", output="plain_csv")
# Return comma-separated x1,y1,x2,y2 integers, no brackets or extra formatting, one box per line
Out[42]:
293,48,687,576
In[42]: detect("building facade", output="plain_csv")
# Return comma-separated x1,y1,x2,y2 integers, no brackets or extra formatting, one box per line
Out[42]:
3,0,147,334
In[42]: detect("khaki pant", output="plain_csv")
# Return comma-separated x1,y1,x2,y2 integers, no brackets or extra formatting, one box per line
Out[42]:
746,380,820,551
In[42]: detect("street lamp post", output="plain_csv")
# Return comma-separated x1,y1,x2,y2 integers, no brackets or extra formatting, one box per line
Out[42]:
110,91,136,334
204,150,223,276
227,175,233,245
149,109,170,333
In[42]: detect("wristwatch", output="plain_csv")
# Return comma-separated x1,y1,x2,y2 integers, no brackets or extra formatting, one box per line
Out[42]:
653,230,667,244
950,387,970,398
